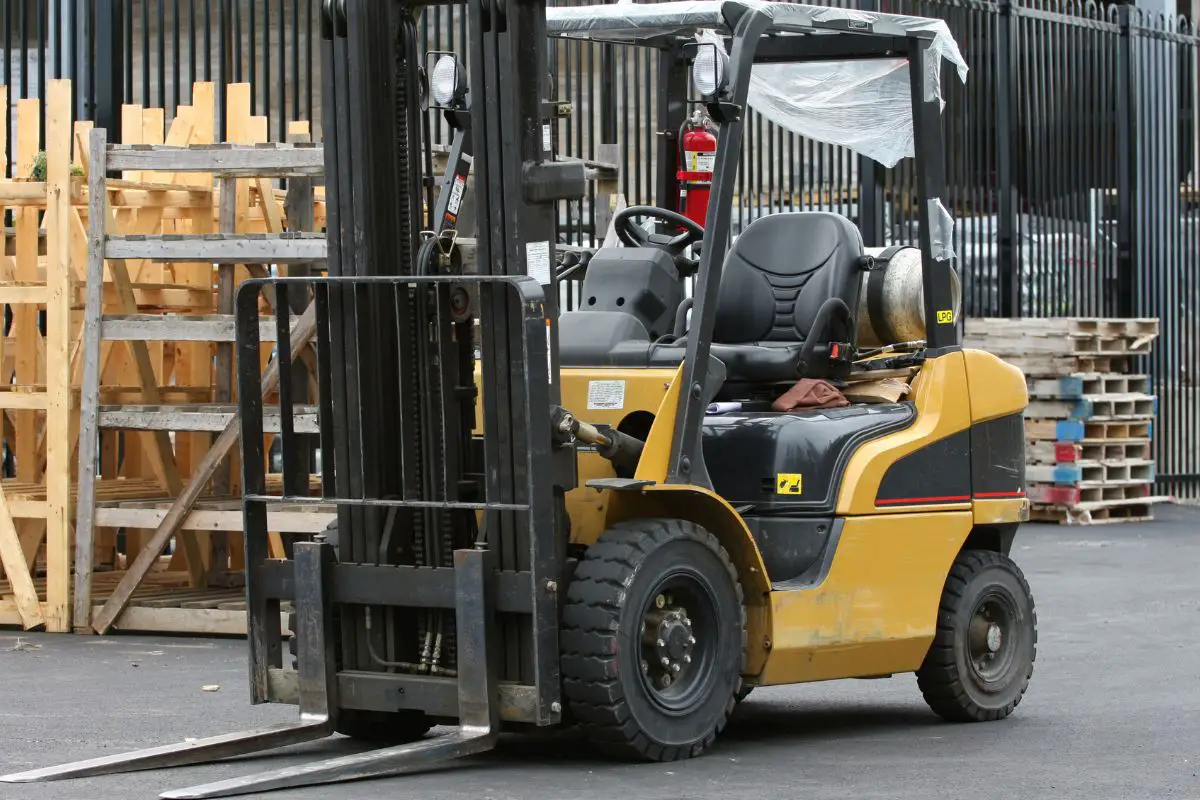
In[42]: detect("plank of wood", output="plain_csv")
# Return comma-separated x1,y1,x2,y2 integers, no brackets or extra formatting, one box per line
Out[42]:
120,104,144,181
74,129,111,632
91,303,319,634
102,233,328,263
0,482,45,629
107,144,325,177
93,506,335,534
14,99,40,495
43,80,74,632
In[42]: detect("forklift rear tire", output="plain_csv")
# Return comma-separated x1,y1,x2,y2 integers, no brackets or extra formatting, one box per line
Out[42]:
916,549,1037,723
286,521,433,744
561,518,746,761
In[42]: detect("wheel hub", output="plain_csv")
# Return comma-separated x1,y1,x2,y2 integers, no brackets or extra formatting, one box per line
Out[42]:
641,596,697,688
985,622,1002,653
967,595,1018,686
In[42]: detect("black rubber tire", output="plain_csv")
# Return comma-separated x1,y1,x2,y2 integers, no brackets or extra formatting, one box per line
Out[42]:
561,518,746,761
286,521,432,743
917,549,1037,723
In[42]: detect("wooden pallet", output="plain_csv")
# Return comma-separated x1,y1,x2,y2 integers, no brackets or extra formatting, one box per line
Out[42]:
1026,419,1153,442
1027,481,1155,506
1029,498,1168,525
1026,459,1156,486
967,317,1159,339
1028,374,1151,399
1024,394,1157,421
1000,353,1138,378
1027,439,1153,464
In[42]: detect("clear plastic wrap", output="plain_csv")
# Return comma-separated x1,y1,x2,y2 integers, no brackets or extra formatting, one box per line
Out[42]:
546,1,969,166
928,198,957,261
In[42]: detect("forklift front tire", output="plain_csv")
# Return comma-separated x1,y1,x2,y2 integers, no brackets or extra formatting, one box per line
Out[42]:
561,518,746,761
916,549,1037,723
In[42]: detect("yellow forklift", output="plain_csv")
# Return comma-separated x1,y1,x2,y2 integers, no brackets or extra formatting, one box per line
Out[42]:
3,1,1035,797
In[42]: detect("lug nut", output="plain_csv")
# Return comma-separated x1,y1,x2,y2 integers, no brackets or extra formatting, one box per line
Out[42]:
655,594,666,609
641,661,649,674
656,638,665,648
659,675,672,688
687,636,696,645
661,657,670,667
670,663,681,674
683,655,691,664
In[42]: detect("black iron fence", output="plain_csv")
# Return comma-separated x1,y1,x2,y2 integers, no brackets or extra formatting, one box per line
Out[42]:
4,0,1198,499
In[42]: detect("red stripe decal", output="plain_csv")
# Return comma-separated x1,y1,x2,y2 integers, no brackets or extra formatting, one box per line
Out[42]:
875,495,971,505
876,491,1028,506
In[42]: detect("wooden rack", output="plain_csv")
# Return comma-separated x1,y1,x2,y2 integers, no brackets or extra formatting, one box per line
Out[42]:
0,80,329,633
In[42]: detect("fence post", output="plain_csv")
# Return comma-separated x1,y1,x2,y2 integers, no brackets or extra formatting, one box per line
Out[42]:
1115,4,1138,317
855,0,886,247
996,0,1020,317
93,0,123,140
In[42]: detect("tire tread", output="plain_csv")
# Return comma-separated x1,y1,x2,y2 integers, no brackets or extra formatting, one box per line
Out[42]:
561,518,746,761
917,549,1038,723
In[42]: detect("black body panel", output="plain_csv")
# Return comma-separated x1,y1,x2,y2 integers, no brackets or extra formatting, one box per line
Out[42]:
743,516,834,584
971,413,1027,498
701,403,916,515
875,429,972,506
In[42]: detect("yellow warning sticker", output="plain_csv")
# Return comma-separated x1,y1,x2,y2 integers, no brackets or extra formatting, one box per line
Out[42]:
936,309,955,324
776,473,803,495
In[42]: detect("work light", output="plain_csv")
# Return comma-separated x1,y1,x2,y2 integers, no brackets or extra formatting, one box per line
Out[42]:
691,42,729,98
431,53,466,107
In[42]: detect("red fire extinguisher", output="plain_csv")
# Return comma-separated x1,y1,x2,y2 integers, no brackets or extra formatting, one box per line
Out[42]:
677,110,717,228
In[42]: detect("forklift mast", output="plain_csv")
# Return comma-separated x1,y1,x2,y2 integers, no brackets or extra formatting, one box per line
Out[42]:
275,0,586,727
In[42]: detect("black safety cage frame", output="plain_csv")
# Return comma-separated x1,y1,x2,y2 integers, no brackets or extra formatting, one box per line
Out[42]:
549,3,963,489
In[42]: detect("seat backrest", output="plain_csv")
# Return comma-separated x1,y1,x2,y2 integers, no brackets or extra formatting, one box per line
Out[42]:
713,212,865,345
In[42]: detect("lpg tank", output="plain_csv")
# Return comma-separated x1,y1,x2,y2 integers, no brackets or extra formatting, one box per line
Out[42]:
856,246,962,348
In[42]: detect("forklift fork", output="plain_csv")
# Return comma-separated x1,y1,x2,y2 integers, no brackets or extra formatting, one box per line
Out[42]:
0,545,500,799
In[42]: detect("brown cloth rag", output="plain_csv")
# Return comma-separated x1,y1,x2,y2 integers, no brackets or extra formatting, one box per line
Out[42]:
771,378,850,412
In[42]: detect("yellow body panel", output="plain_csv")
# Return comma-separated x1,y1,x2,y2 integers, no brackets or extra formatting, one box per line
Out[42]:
836,352,973,515
963,348,1030,423
759,511,973,684
558,367,676,543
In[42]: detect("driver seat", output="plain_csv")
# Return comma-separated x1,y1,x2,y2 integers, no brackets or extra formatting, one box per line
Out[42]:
704,211,867,383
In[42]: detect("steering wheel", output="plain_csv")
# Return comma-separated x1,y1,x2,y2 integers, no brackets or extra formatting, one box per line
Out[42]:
614,205,705,264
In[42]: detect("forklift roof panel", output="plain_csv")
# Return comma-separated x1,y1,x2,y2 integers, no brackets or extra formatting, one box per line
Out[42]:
546,1,968,167
547,0,955,45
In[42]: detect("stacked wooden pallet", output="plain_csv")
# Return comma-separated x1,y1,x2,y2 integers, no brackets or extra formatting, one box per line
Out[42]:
965,317,1171,525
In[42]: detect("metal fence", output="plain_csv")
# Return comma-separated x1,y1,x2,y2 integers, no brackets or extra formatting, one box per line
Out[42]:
3,0,1198,499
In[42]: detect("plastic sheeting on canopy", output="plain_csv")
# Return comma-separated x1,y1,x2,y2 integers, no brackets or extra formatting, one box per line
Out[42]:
546,1,969,167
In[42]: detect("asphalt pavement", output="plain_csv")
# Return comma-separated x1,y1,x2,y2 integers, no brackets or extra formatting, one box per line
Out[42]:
2,507,1198,800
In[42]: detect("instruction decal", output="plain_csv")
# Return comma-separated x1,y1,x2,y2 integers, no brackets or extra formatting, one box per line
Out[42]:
936,309,955,325
587,380,626,411
691,152,716,172
775,473,803,495
526,240,552,286
446,174,466,218
542,123,553,153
